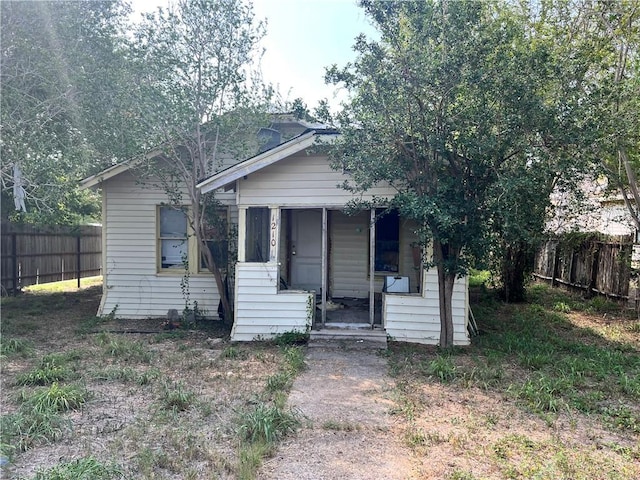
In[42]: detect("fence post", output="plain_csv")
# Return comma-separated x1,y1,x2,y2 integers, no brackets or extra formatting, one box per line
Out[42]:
551,242,560,287
586,242,600,299
77,234,81,289
11,232,17,295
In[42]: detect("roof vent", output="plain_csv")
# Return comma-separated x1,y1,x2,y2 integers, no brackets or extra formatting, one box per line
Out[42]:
257,128,281,153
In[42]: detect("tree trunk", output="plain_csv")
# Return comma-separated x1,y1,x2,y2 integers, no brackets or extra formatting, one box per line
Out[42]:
501,242,529,303
201,240,233,323
434,239,455,348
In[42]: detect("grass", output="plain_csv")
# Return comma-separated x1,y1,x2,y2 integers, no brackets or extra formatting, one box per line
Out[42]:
1,337,33,357
387,282,640,478
237,402,301,444
1,408,67,457
160,381,196,412
235,344,305,479
6,276,636,478
21,383,89,413
95,332,153,363
29,456,124,480
1,285,302,478
16,361,70,386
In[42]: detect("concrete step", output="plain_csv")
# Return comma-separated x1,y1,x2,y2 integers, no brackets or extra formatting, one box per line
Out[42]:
309,327,388,349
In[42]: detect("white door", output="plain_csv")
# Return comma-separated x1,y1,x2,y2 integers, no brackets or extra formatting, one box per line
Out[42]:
290,209,322,292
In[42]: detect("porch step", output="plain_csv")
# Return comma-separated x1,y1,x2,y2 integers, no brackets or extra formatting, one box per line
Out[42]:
309,327,387,349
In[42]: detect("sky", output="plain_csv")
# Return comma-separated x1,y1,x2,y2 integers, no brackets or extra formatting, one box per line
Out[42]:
130,0,378,111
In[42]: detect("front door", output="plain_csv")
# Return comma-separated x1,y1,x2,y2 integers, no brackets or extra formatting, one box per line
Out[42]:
290,209,322,292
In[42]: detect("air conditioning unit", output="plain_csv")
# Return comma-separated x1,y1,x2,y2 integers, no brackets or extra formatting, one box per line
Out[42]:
384,275,409,293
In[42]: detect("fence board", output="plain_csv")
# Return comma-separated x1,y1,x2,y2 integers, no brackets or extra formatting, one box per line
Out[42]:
534,236,632,298
1,222,101,294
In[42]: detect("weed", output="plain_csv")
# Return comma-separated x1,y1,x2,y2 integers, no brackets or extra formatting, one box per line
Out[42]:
265,371,293,393
43,350,84,364
22,383,89,413
160,381,196,412
237,403,301,444
602,404,640,433
136,447,173,476
552,301,571,313
221,345,246,359
1,337,33,357
137,368,161,386
0,409,67,455
153,330,188,342
96,333,152,363
512,375,569,413
16,362,69,386
30,456,124,480
236,440,272,480
281,346,305,374
427,355,457,382
517,351,554,370
272,330,309,346
447,470,478,480
404,427,445,449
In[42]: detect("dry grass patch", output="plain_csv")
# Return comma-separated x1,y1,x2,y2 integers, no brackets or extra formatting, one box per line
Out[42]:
1,285,301,479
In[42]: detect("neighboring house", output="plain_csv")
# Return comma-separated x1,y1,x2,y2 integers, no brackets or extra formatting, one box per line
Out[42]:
82,119,470,346
549,178,640,263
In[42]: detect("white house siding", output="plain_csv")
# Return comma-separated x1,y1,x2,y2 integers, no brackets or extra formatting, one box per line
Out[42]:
384,269,469,345
232,263,313,341
237,152,392,207
99,171,235,319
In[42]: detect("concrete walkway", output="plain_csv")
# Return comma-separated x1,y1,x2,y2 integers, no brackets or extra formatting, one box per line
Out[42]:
258,345,416,479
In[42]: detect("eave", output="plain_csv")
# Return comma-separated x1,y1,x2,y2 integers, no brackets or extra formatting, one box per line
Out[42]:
197,129,338,194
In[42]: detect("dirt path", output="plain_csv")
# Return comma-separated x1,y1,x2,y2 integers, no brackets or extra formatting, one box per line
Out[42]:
259,344,417,480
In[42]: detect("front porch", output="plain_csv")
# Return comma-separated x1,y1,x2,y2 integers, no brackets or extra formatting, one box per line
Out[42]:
231,206,469,345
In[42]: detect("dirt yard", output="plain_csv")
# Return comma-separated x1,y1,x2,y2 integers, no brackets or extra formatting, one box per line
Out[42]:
1,282,639,479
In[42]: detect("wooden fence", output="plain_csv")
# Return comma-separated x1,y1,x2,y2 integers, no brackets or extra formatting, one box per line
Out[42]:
1,222,101,294
533,236,632,299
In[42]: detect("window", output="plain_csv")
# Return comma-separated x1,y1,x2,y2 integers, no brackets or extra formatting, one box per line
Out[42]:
246,207,270,262
375,209,400,273
159,206,188,270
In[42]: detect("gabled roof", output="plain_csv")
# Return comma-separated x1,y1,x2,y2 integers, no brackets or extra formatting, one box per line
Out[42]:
197,128,339,194
79,148,163,189
79,115,329,190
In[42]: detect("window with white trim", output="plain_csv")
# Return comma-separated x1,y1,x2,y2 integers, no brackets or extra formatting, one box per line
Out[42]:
158,206,189,271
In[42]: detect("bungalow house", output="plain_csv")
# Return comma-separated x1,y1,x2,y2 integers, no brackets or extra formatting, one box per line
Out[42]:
81,119,470,345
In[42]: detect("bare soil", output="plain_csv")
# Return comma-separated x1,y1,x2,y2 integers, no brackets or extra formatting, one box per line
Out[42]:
259,346,415,479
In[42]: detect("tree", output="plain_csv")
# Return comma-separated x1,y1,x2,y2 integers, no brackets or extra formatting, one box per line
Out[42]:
328,0,559,346
0,1,141,224
568,1,639,230
130,0,271,321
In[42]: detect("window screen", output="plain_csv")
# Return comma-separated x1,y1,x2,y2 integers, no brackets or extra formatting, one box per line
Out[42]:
159,207,188,269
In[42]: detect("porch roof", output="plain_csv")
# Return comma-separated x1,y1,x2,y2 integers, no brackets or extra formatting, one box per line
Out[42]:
197,128,339,194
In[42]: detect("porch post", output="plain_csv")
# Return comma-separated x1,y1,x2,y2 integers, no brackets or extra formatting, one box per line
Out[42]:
369,208,375,327
269,207,280,264
238,207,247,262
321,208,328,326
